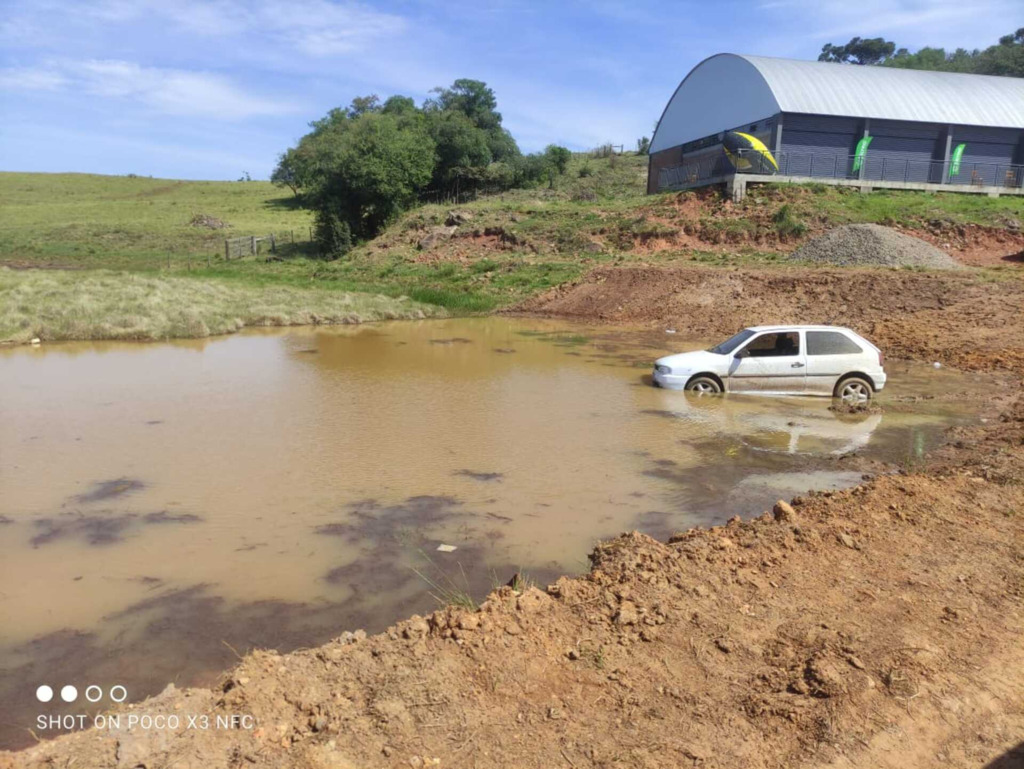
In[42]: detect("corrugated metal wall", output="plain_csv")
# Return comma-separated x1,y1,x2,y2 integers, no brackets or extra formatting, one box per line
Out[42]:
648,108,1024,192
948,126,1022,187
778,114,860,177
862,119,944,184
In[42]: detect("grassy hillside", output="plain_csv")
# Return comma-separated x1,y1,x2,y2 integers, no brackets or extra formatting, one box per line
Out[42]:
0,172,313,268
2,160,1022,337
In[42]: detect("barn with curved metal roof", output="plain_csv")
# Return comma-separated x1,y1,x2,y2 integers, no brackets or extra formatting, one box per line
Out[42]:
648,54,1024,197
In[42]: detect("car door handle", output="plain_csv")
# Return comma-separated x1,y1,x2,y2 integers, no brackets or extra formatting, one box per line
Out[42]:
791,362,805,368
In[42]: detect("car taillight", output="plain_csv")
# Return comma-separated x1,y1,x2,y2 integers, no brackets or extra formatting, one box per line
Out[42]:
878,349,885,367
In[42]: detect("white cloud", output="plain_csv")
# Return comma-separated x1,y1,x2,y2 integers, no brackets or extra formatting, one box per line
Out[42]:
0,66,68,91
756,0,1016,47
0,60,293,119
5,0,407,58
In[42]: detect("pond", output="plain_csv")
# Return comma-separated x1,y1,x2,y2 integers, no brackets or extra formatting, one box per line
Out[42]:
0,317,989,748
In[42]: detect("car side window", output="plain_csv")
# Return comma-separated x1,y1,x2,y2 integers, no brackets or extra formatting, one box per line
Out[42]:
807,331,863,356
743,332,800,358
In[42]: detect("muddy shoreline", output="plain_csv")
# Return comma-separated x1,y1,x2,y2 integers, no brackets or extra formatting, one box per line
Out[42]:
4,264,1024,769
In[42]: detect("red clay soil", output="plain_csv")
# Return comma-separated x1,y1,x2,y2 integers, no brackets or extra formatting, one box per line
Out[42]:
518,264,1024,376
908,223,1024,268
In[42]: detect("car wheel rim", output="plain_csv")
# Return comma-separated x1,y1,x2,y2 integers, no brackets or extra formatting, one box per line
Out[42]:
693,382,716,393
841,382,868,403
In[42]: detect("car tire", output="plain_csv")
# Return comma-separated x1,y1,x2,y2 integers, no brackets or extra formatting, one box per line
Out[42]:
834,376,873,403
685,375,722,395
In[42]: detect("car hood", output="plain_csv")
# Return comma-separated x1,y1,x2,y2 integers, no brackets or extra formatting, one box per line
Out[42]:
655,350,726,372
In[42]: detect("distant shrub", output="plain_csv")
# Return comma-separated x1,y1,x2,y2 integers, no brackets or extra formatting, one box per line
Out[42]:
578,163,593,178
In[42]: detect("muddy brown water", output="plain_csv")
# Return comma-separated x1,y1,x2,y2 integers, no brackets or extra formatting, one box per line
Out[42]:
0,317,991,749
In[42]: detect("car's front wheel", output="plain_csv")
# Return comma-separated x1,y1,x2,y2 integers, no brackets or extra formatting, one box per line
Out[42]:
834,376,873,403
685,375,722,395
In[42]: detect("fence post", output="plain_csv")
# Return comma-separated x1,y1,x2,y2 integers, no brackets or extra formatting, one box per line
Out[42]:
250,235,257,256
270,233,276,253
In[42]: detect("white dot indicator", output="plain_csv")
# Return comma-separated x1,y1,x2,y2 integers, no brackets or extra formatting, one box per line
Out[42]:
36,685,53,703
60,685,78,703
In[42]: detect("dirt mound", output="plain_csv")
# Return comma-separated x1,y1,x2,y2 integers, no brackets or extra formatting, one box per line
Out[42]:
518,264,1024,376
793,224,960,269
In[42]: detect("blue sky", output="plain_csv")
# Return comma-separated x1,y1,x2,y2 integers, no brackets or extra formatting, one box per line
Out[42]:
0,0,1017,180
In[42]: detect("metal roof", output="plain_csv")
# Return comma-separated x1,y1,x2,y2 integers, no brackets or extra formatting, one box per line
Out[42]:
650,53,1024,153
738,54,1024,129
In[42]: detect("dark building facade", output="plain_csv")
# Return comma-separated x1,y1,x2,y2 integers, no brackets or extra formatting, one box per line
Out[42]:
648,55,1024,196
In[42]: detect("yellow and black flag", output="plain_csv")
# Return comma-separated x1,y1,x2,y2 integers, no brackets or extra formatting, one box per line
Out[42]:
723,132,779,175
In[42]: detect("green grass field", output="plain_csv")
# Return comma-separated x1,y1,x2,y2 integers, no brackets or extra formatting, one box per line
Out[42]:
0,268,440,344
2,161,1022,343
0,172,313,269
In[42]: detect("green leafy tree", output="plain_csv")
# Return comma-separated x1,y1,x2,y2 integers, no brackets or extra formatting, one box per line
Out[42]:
544,145,572,175
827,29,1024,77
819,37,898,65
427,110,493,189
636,136,651,155
309,112,436,243
313,206,353,259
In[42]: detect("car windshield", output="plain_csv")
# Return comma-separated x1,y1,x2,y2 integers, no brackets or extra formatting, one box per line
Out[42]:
708,328,756,355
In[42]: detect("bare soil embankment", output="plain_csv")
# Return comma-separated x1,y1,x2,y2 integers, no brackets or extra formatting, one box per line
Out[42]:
519,264,1024,376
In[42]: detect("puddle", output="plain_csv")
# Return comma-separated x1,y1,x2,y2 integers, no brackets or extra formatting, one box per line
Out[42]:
0,317,993,749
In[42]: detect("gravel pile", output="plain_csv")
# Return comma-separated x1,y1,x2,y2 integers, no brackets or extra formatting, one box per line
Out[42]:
793,224,960,269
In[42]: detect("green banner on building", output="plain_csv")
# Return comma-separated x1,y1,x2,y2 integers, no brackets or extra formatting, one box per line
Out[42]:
852,135,873,173
949,143,966,178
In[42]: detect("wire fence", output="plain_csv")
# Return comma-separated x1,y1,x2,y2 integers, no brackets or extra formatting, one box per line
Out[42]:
659,149,1024,191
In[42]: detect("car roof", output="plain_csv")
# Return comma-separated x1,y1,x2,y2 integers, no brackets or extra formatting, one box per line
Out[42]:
746,325,855,333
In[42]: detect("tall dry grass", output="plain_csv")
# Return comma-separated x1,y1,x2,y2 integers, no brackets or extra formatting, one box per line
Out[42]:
0,268,443,344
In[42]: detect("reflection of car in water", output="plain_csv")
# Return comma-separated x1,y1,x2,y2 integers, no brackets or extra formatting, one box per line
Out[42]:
651,388,884,456
652,325,887,403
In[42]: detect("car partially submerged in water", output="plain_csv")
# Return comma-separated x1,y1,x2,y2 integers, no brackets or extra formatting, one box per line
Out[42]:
653,325,886,402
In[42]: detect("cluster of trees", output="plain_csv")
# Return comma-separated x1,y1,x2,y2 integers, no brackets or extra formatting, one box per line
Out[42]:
272,79,575,257
819,29,1024,77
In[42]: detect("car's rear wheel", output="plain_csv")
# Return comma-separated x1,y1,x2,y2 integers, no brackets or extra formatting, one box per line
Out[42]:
834,376,873,403
685,375,722,395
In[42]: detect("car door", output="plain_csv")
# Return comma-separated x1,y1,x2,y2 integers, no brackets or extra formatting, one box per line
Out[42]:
727,331,807,393
804,330,866,395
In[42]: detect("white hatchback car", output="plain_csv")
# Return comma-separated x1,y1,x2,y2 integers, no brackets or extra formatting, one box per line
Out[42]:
653,325,886,402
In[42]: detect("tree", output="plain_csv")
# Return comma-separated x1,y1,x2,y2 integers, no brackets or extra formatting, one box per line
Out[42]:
276,77,528,250
426,79,518,162
427,79,501,130
346,95,381,118
636,136,651,155
313,206,353,259
826,29,1024,77
427,110,493,189
271,148,307,196
308,112,435,243
544,145,571,175
819,37,897,65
